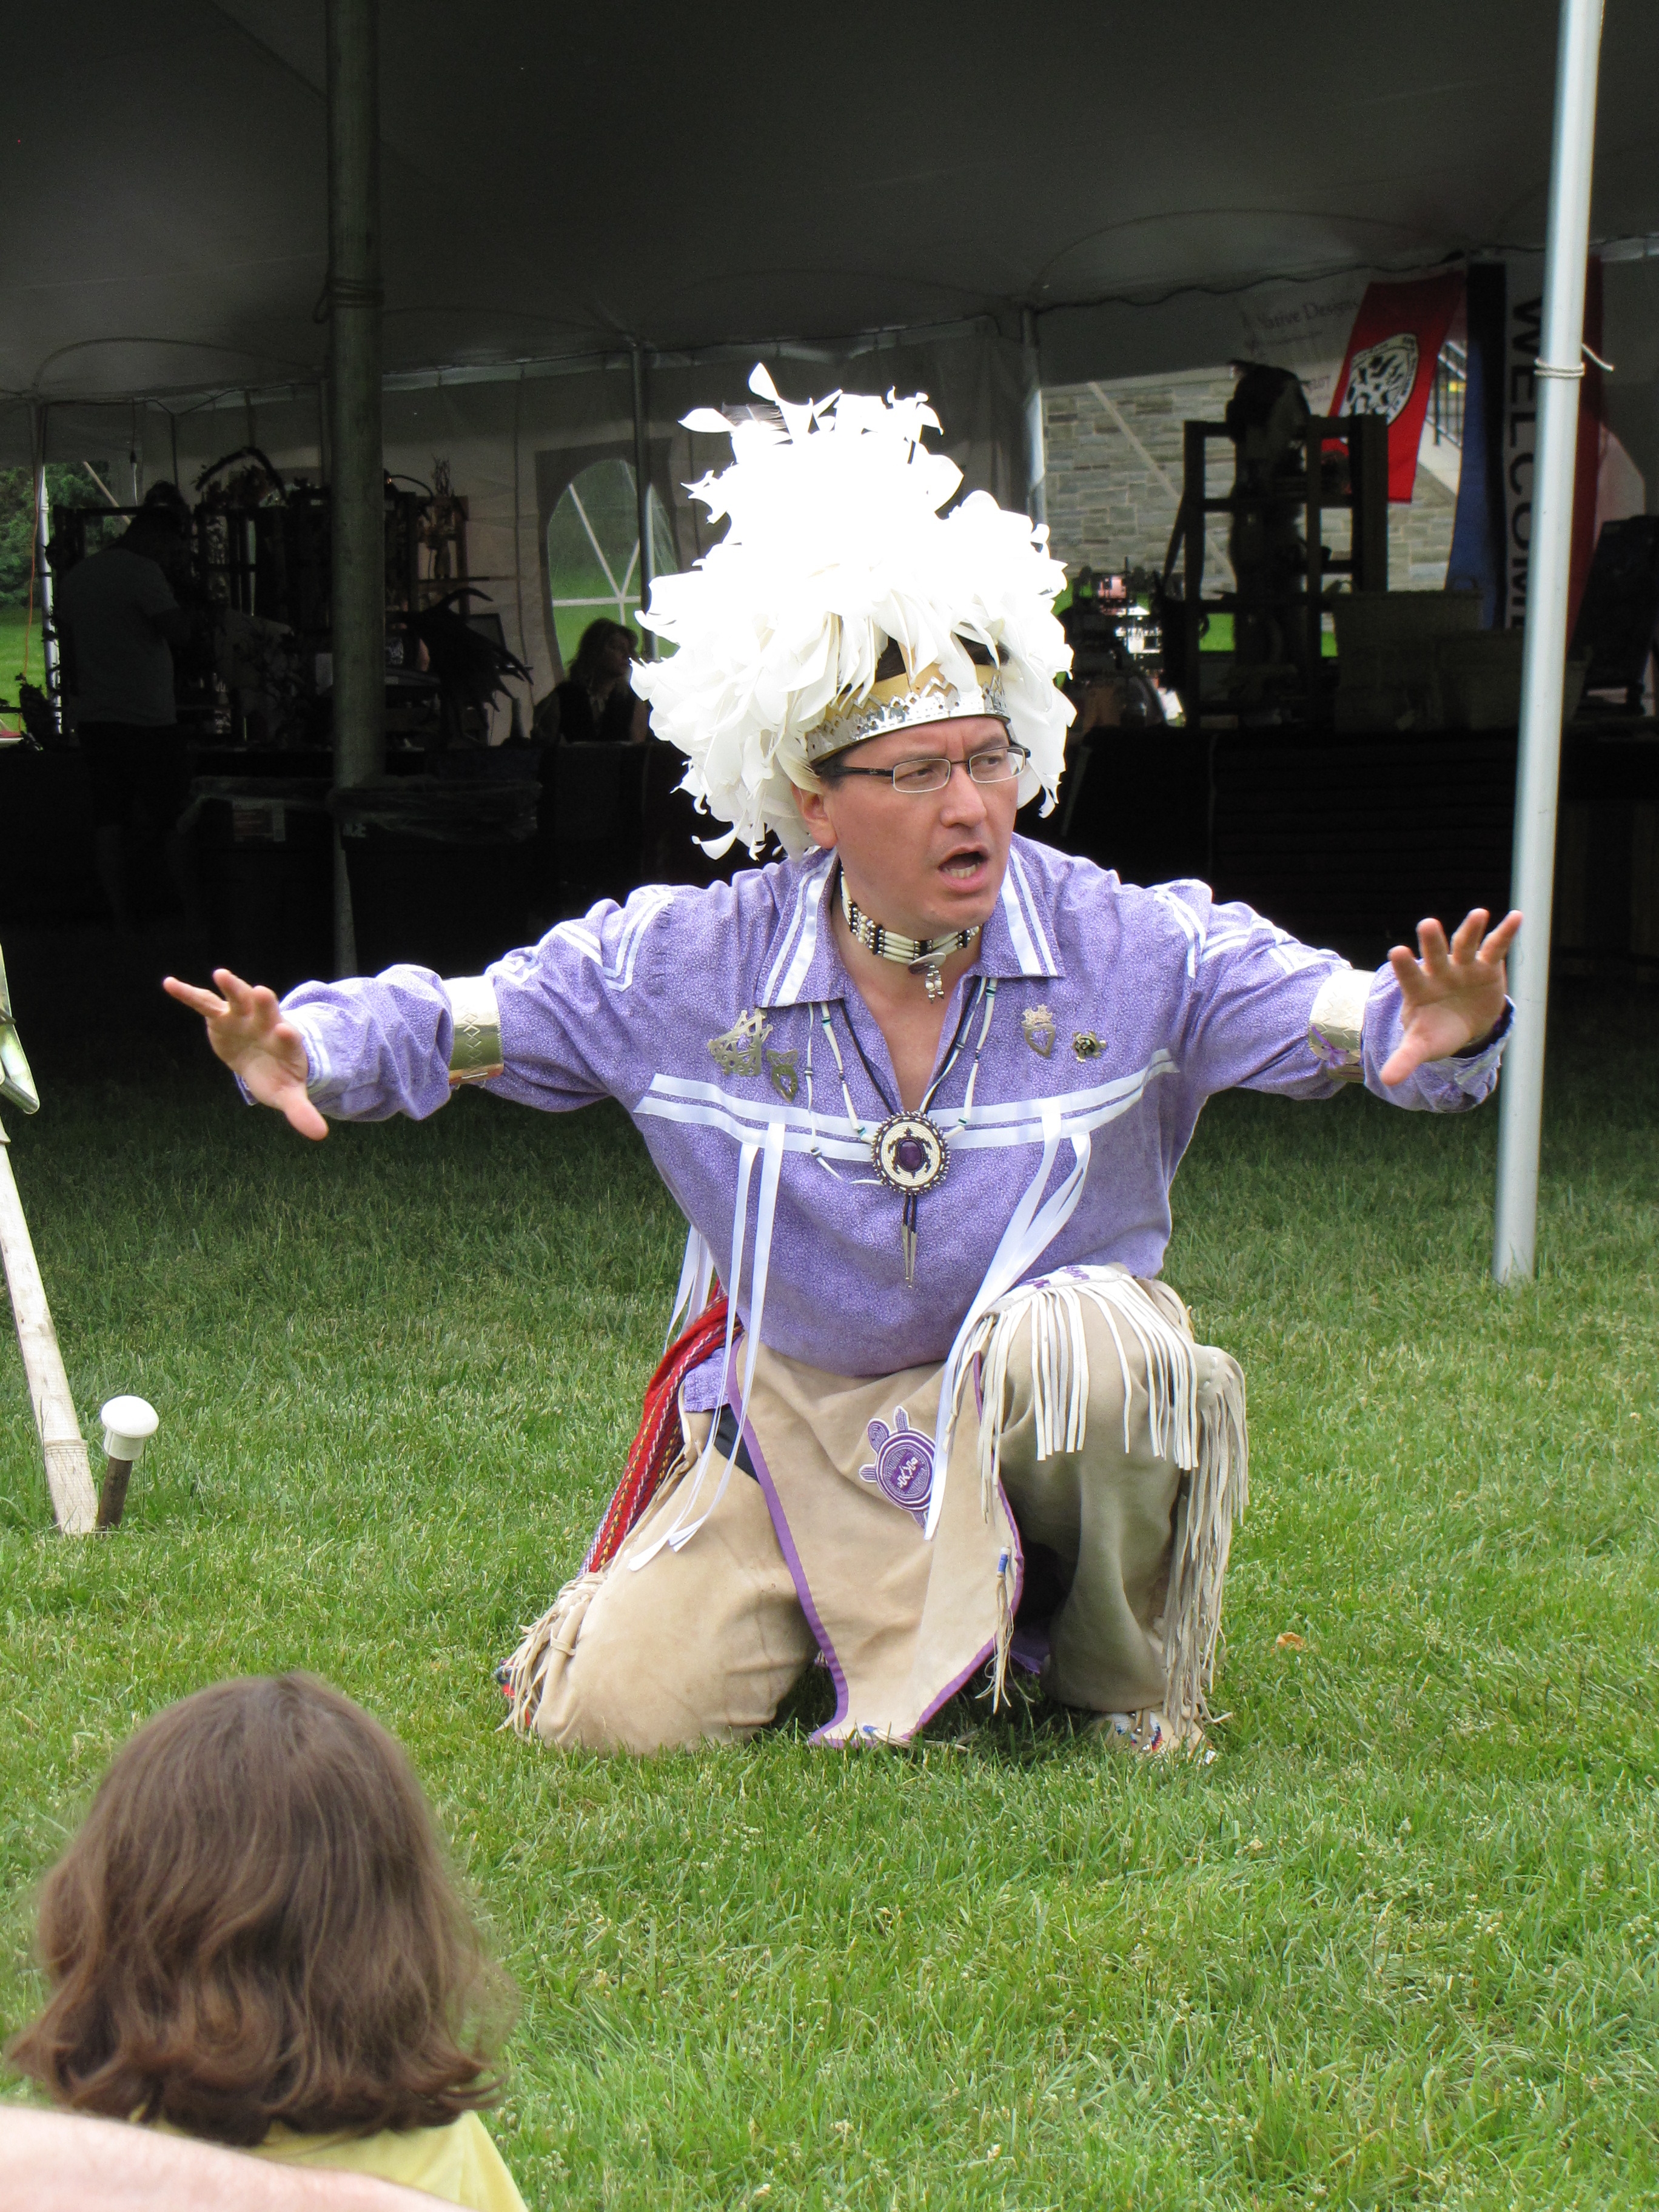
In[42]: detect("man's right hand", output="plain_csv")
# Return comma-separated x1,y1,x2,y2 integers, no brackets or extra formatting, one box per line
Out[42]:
162,968,329,1140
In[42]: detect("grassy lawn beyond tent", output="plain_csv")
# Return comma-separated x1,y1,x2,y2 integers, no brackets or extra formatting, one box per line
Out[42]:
0,994,1655,2208
0,608,42,729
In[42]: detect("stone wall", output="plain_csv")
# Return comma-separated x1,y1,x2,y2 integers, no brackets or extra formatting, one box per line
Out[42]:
1041,370,1459,595
1389,461,1458,588
1042,369,1239,589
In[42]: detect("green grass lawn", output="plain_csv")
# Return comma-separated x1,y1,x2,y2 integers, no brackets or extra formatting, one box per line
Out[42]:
1198,615,1338,657
1,988,1656,2208
0,608,43,727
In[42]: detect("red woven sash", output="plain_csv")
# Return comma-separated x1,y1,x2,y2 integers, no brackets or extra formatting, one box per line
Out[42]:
579,1297,732,1574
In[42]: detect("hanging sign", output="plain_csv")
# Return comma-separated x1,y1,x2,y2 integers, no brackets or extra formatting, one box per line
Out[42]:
1327,272,1467,501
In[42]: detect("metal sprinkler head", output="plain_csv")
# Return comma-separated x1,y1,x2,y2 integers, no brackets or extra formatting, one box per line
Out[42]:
95,1395,159,1532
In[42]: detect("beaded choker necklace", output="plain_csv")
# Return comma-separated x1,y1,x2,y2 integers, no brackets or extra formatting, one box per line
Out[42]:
839,873,980,1002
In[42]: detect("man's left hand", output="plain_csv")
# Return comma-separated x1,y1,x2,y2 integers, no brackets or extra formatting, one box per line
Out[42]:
1379,908,1521,1087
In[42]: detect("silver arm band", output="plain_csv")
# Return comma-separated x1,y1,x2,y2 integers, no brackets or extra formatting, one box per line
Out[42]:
1307,967,1369,1084
444,976,504,1085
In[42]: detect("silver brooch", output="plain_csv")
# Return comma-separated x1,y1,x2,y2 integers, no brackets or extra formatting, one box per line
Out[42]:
708,1009,770,1078
1073,1031,1103,1061
765,1047,799,1103
1022,1004,1056,1057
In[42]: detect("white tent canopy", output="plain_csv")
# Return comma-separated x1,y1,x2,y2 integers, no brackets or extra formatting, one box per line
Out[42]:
6,0,1659,398
7,0,1659,692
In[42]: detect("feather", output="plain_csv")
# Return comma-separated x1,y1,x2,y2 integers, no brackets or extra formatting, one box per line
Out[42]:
632,369,1074,857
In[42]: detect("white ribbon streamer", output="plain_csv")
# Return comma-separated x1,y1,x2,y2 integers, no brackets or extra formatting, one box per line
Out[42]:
628,1140,756,1570
668,1116,785,1553
662,1222,716,1351
631,1119,788,1567
924,1099,1093,1540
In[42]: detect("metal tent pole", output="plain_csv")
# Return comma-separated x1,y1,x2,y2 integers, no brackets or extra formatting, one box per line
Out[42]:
631,343,655,659
1021,306,1047,529
1492,0,1605,1284
324,0,384,975
31,405,61,732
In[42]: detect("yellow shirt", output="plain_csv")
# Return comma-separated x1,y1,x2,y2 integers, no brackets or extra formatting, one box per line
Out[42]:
250,2111,528,2211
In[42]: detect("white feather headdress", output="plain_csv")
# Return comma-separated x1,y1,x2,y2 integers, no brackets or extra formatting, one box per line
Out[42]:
632,363,1074,857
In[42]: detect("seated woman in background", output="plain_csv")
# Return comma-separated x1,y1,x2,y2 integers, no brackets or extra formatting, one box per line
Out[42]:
540,617,649,743
7,1675,528,2212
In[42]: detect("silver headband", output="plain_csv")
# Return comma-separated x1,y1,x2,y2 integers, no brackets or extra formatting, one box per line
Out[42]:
805,668,1010,766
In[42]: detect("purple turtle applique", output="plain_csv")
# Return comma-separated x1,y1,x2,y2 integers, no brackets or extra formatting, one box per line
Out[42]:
859,1407,935,1529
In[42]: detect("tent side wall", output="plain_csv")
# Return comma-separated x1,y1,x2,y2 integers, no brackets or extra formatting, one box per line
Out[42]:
2,321,1031,720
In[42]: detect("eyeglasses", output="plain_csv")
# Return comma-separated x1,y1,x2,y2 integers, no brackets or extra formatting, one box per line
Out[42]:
826,742,1030,796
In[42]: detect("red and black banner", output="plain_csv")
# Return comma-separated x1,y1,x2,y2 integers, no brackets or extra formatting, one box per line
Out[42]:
1329,272,1467,501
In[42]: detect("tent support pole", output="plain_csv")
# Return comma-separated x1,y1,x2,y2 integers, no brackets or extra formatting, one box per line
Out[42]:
31,406,61,734
631,343,655,658
1491,0,1604,1284
1021,306,1046,528
325,0,384,975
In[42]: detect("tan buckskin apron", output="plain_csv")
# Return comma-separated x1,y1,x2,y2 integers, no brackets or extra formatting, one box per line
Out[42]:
506,1267,1247,1754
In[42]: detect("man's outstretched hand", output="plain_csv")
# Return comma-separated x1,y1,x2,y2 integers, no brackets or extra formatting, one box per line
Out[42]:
162,968,329,1139
1378,908,1521,1087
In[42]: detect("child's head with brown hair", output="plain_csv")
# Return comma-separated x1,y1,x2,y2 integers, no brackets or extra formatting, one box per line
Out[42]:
7,1674,514,2147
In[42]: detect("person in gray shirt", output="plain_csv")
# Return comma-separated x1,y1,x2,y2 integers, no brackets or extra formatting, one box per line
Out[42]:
55,483,199,933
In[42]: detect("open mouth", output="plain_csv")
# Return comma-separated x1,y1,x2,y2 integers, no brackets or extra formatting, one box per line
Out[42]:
940,844,990,881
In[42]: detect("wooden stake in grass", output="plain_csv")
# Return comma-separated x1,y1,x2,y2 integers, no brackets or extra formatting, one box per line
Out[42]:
0,945,96,1534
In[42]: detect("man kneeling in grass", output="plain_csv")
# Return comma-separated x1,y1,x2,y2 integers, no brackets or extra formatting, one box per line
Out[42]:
168,368,1518,1758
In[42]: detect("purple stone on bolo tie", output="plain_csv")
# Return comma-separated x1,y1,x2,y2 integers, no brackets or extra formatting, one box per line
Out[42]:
871,1111,950,1285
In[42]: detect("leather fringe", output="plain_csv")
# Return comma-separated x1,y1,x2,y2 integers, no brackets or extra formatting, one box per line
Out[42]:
953,1264,1247,1731
988,1542,1020,1711
500,1572,604,1737
1161,1351,1248,1732
503,1430,703,1738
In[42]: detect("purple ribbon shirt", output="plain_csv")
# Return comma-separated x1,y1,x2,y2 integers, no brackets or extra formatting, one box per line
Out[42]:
282,837,1509,1382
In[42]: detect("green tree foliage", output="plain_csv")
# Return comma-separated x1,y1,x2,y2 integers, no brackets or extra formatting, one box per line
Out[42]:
0,463,113,607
